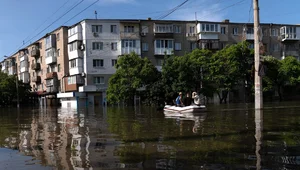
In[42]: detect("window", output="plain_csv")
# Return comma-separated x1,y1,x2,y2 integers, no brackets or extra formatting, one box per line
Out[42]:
70,59,77,68
247,27,254,34
93,59,104,67
39,42,42,49
142,43,148,51
112,59,117,67
92,25,102,33
111,25,117,33
201,24,219,32
221,27,226,34
189,26,195,33
174,25,181,33
124,26,134,33
175,42,181,51
141,25,149,34
191,42,197,51
92,42,103,50
68,76,76,84
121,40,136,48
233,27,238,35
271,28,278,36
220,42,226,49
155,24,173,33
40,57,42,63
94,77,104,84
111,42,117,50
272,44,279,52
57,49,60,57
69,42,77,52
57,33,60,41
69,27,77,36
156,40,173,48
57,64,61,72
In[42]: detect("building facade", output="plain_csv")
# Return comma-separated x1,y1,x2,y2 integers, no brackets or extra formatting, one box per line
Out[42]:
2,19,300,107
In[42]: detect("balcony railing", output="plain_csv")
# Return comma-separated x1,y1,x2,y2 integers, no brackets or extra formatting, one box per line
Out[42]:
19,55,28,62
154,48,173,55
121,47,141,55
46,72,57,79
120,31,140,39
31,63,41,70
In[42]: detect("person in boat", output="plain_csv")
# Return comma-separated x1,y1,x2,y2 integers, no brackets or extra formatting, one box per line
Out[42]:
192,92,201,106
183,92,192,106
175,92,184,107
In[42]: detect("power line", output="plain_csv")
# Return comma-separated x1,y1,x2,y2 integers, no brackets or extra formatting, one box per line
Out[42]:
248,0,253,23
8,0,71,57
157,0,190,20
9,0,85,56
63,0,100,25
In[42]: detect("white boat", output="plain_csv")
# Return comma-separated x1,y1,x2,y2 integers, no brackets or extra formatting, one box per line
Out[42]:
163,105,207,113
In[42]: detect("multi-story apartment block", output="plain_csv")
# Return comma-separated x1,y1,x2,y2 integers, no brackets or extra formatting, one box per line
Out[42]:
2,18,300,107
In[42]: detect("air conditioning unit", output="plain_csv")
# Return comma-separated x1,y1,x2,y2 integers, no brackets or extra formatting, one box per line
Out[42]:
93,32,99,37
140,32,147,36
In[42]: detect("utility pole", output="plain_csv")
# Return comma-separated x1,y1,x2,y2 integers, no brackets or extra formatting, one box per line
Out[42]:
253,0,263,109
15,63,20,108
95,11,98,19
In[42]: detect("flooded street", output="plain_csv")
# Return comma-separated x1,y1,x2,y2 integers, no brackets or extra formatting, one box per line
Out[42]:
0,102,300,169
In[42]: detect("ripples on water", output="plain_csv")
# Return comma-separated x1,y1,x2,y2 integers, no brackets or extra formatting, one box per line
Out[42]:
0,102,300,169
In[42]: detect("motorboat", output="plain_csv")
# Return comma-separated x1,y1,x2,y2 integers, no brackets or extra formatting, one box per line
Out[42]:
163,105,207,113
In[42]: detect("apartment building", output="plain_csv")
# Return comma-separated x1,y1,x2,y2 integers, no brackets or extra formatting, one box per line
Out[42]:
16,26,69,106
2,18,300,107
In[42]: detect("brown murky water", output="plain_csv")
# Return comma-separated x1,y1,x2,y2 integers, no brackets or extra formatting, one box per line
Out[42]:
0,102,300,169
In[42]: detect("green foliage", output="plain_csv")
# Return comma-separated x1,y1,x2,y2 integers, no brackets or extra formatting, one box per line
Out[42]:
207,42,254,103
263,56,300,101
0,72,31,106
107,53,160,104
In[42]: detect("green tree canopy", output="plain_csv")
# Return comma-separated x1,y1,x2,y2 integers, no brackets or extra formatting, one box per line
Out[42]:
107,53,160,104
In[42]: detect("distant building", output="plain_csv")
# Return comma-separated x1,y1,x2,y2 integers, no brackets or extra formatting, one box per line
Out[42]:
1,19,300,107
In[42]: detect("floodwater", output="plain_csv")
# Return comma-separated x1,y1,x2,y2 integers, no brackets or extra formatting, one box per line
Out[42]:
0,102,300,170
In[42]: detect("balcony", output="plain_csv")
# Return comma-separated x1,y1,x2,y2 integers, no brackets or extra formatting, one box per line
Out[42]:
19,55,28,62
284,50,299,57
197,23,220,40
32,76,41,83
31,49,40,57
70,67,83,76
121,47,141,55
120,31,140,39
245,34,254,40
19,72,30,84
69,49,83,60
31,63,41,70
46,86,58,93
280,26,300,42
20,66,28,73
46,72,57,79
154,48,173,55
46,56,57,65
186,33,197,41
69,32,83,43
45,48,57,65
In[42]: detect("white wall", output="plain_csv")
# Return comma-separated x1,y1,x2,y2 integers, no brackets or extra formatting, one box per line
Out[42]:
82,20,121,79
61,98,78,108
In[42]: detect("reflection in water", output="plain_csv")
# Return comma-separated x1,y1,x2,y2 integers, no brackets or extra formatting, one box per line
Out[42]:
0,104,300,169
255,109,263,170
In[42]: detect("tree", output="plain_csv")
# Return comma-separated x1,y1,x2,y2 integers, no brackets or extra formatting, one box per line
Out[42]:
161,49,213,103
263,56,300,101
208,42,254,103
0,72,31,106
107,53,159,105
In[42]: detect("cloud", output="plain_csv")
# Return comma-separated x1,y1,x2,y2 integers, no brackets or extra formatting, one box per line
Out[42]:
167,1,226,21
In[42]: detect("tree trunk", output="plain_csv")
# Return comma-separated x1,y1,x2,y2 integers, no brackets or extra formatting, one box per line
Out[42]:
217,92,223,104
277,85,283,101
223,91,228,104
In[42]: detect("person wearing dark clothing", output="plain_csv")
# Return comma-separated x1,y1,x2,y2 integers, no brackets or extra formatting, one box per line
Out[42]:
184,93,192,106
